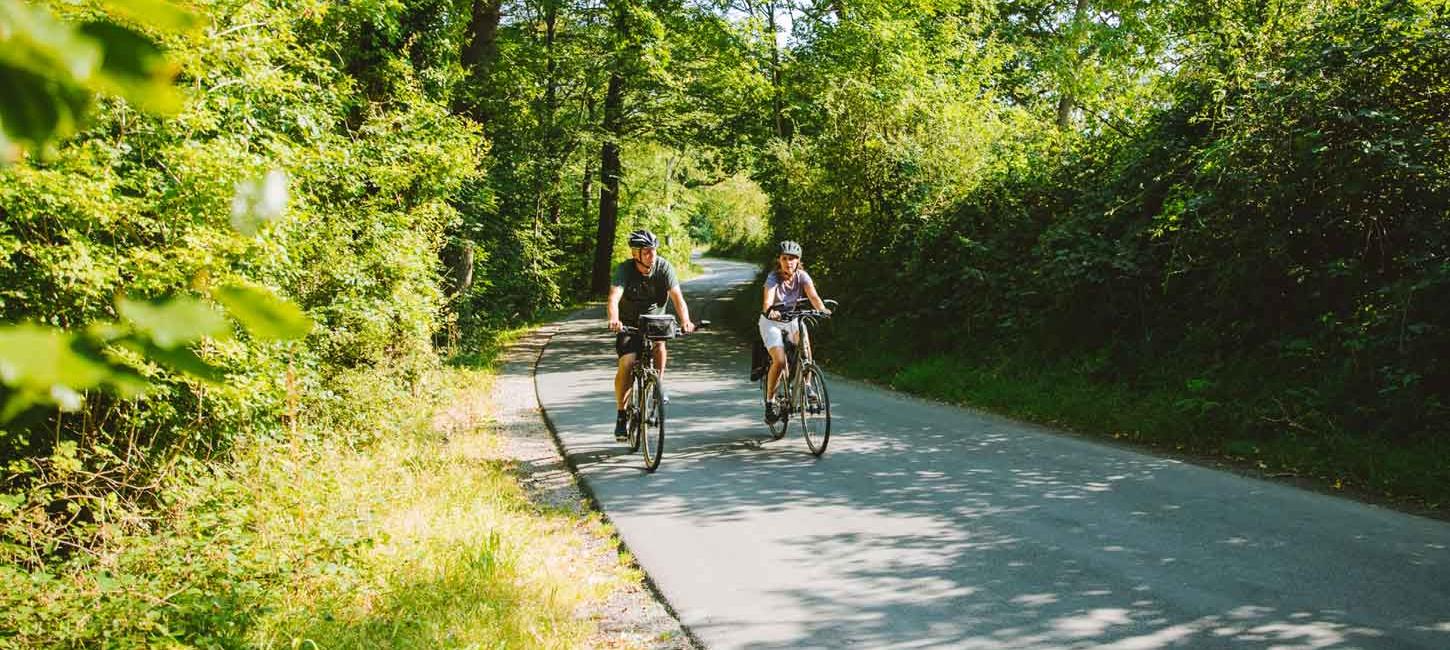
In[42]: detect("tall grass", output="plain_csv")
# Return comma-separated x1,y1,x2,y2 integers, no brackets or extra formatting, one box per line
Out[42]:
1,343,640,647
250,373,633,648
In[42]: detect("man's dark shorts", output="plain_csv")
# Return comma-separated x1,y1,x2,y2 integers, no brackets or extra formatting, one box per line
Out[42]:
615,331,646,358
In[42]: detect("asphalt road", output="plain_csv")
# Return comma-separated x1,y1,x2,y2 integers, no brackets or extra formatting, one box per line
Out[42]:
534,256,1450,649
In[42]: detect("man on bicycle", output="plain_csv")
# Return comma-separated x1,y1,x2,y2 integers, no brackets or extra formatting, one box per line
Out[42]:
760,240,830,423
607,229,696,441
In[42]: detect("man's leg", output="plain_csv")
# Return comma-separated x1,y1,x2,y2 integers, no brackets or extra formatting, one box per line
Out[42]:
614,352,636,440
615,352,636,409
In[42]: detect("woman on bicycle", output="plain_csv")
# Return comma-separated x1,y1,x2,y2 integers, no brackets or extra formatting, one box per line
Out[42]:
760,240,830,423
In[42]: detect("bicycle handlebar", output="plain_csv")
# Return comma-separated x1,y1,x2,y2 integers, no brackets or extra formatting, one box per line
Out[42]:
766,298,836,323
777,309,832,320
614,320,710,336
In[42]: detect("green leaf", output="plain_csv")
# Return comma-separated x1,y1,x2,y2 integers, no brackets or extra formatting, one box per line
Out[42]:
101,363,153,399
212,284,313,341
0,0,103,80
143,345,227,385
76,22,183,114
0,0,192,157
118,296,229,349
101,0,200,34
0,324,111,391
0,65,90,149
0,324,113,420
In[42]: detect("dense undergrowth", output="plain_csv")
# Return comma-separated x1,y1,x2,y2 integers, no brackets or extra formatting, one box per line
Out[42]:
754,0,1449,506
721,262,1448,510
0,0,640,644
2,339,639,647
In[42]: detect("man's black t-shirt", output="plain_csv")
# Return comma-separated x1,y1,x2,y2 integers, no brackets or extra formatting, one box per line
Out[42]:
612,256,679,325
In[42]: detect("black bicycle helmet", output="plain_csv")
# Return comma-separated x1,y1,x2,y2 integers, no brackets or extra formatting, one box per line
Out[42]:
628,229,659,249
778,240,803,257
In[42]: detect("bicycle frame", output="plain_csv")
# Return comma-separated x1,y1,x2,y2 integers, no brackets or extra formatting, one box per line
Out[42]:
629,338,662,413
762,299,834,454
617,316,681,472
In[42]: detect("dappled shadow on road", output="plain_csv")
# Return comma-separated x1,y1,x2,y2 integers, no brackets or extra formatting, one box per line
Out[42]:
539,295,1450,649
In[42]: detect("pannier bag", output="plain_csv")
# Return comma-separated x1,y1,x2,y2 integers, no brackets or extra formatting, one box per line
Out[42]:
750,338,769,381
639,314,679,340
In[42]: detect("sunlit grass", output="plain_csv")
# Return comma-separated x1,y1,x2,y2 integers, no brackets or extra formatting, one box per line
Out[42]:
242,366,639,648
0,348,647,647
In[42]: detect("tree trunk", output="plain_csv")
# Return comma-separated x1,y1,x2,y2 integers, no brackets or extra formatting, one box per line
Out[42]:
542,2,562,226
460,0,504,123
441,239,475,299
591,0,630,295
463,0,503,70
592,139,622,295
591,69,626,295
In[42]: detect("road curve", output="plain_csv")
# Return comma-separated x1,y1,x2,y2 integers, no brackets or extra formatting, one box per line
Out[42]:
534,256,1450,649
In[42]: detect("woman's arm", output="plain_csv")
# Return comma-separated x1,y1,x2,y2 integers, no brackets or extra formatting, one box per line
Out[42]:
804,281,829,313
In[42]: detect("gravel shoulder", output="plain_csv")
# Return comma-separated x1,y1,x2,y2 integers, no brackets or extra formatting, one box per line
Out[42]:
485,323,697,649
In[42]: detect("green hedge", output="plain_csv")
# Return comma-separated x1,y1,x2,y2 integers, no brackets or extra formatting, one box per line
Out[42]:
1,0,482,591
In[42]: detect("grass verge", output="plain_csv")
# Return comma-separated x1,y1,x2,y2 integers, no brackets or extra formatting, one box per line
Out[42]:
1,323,642,648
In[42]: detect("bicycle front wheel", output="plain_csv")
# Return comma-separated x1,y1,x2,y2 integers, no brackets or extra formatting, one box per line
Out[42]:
640,375,666,471
626,386,642,452
799,362,830,456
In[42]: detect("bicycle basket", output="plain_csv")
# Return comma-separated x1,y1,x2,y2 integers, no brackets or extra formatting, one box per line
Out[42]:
638,314,678,340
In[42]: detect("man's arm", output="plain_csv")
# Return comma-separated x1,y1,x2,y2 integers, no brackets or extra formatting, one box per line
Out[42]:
607,286,625,331
668,286,695,333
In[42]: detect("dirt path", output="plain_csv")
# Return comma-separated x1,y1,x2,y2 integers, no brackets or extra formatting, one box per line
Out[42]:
485,324,696,649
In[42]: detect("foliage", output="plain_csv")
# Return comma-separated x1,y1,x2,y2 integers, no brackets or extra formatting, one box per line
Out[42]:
1,0,483,584
692,173,772,257
1,361,637,648
763,0,1450,498
0,285,310,420
0,0,198,161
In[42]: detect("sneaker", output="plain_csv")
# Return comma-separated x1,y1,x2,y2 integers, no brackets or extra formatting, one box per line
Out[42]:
764,401,779,424
659,386,669,405
614,413,629,442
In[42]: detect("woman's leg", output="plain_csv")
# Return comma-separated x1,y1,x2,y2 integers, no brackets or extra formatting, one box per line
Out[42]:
759,315,789,408
766,345,788,400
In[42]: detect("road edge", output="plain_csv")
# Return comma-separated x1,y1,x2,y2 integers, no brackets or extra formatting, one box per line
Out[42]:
528,310,706,650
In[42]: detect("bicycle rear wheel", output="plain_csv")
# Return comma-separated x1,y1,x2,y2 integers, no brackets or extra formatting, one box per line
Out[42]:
799,362,830,456
640,375,665,471
761,375,788,440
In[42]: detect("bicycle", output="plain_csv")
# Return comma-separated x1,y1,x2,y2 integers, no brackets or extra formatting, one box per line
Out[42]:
761,299,836,456
616,314,705,472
